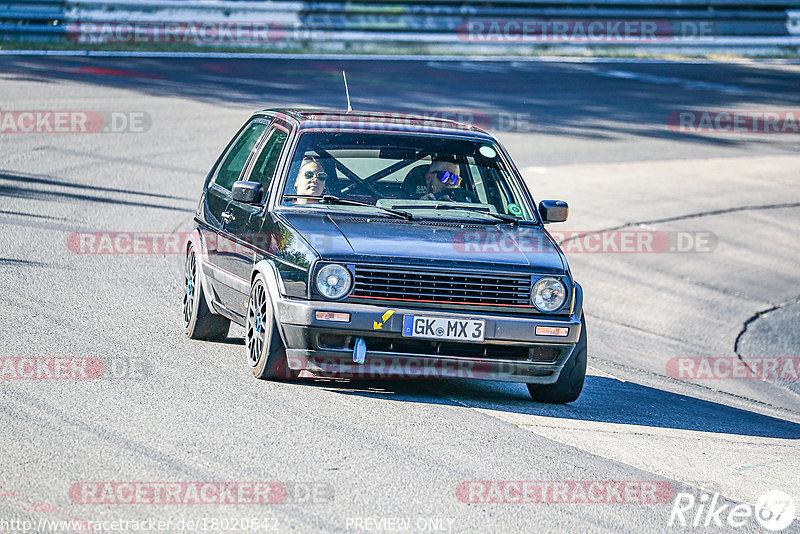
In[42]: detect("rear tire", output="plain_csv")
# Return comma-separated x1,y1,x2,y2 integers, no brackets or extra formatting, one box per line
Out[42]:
246,273,299,381
527,314,587,404
183,246,230,341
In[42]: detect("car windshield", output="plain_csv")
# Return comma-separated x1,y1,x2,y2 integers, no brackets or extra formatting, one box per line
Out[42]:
280,132,535,222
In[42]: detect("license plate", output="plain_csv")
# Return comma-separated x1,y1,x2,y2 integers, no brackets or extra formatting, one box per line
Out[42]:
402,315,485,342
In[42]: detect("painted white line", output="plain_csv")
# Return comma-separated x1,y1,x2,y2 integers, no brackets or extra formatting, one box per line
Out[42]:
594,68,747,94
426,61,512,73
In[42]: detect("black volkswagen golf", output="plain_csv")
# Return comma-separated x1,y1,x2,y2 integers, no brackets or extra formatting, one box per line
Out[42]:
184,109,586,403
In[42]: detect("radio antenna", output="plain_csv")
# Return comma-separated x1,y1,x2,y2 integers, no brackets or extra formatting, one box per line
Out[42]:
342,71,352,112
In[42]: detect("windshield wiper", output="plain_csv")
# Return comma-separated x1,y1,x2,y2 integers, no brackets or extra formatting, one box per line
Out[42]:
282,195,413,221
429,204,519,225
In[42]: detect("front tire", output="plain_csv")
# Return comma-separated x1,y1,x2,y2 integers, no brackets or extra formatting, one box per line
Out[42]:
183,246,230,341
246,273,299,381
527,314,587,404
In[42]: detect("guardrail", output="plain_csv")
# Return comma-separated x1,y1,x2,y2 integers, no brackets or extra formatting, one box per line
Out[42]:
2,0,799,54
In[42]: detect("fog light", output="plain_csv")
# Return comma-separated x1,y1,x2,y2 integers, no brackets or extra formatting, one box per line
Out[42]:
315,311,350,323
535,326,569,337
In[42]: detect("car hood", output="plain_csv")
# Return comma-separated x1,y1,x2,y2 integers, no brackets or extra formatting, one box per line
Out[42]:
277,211,566,273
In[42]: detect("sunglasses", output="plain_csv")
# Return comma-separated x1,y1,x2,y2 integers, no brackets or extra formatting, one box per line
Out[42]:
429,170,461,186
304,170,327,180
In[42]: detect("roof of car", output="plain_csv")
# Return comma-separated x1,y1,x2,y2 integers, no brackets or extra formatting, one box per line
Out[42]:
259,108,494,137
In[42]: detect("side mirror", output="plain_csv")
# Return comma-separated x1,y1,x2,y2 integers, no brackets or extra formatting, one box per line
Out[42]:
538,200,568,223
231,181,263,204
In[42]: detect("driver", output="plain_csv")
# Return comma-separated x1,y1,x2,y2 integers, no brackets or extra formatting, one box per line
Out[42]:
293,156,328,204
420,160,468,202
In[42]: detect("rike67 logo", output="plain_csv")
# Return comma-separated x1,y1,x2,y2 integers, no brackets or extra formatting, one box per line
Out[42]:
669,490,796,531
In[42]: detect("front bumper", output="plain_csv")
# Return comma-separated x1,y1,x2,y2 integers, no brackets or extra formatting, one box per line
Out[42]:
275,298,582,384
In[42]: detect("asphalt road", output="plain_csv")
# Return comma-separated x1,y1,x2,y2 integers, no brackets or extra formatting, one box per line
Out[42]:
0,56,798,534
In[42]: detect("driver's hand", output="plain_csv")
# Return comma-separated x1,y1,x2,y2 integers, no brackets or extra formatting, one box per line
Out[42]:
419,193,436,201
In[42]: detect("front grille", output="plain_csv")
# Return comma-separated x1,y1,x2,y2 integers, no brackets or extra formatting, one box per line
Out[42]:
352,266,531,306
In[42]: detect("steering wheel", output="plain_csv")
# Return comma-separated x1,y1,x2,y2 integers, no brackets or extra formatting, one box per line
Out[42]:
434,188,478,203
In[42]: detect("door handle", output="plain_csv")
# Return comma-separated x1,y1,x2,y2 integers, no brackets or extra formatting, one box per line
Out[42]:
221,211,235,223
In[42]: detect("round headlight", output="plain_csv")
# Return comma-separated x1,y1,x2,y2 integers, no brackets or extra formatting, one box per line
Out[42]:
315,264,352,300
531,277,566,312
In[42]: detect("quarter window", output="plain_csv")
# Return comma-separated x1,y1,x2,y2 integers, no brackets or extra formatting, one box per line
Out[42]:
249,129,289,189
213,122,267,191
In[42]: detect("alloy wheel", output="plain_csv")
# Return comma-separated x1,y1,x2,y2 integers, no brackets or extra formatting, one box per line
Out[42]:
182,251,196,328
246,281,267,368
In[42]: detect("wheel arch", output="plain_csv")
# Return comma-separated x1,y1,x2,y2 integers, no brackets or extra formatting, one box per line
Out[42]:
572,281,584,320
252,259,290,348
185,229,221,316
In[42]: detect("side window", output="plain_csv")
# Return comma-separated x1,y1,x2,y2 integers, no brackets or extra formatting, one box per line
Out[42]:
249,129,289,189
469,162,489,204
213,122,267,191
473,164,506,213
